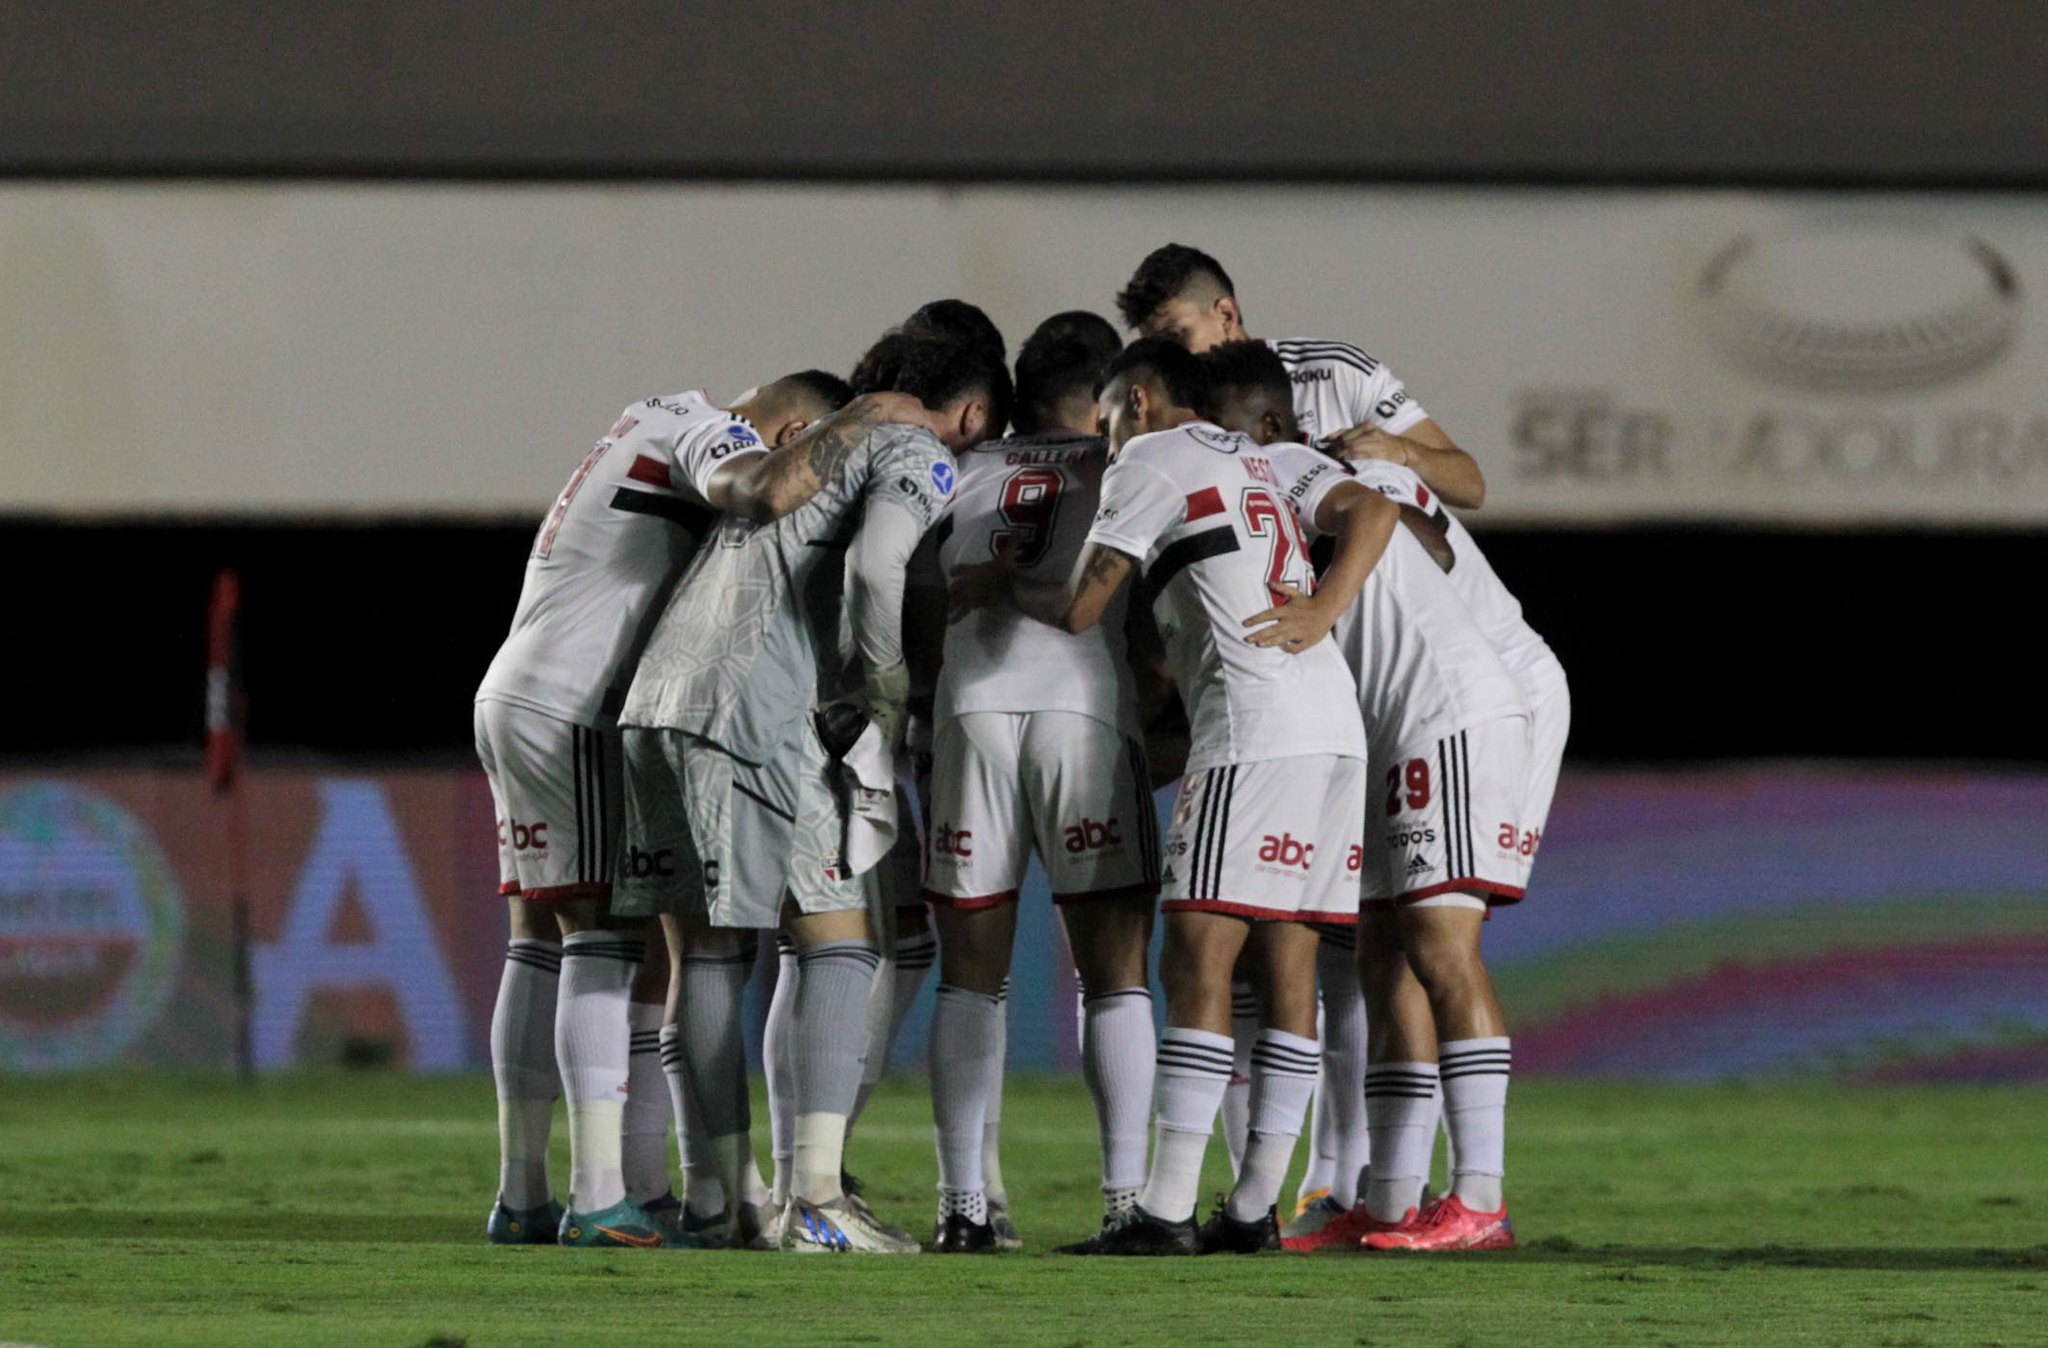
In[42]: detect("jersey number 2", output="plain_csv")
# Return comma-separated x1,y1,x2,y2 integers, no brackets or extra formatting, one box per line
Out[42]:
1241,488,1311,605
992,466,1064,567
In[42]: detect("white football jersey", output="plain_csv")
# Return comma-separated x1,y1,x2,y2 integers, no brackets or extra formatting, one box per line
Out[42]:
476,391,766,725
1356,463,1569,702
1267,337,1429,444
934,431,1138,732
1085,421,1366,773
1334,462,1527,744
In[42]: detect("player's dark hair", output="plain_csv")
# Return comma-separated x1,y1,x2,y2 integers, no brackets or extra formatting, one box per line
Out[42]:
850,330,913,396
777,368,855,414
906,299,1007,368
1013,310,1121,434
897,299,1012,436
1197,340,1291,418
1115,243,1236,330
1102,336,1209,411
894,333,1012,436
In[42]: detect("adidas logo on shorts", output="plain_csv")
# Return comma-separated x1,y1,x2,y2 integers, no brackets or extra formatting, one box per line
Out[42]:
1405,853,1433,875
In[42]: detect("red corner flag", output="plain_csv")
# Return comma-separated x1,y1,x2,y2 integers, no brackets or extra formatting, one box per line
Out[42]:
205,569,243,794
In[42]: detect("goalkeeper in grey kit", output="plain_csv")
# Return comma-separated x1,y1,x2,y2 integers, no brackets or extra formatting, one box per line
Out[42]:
618,311,1008,1252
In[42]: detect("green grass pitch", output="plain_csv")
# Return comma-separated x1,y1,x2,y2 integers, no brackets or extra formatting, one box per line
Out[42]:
0,1074,2042,1346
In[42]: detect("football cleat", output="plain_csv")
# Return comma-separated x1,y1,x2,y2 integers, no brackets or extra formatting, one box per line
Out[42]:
486,1195,564,1245
1361,1195,1515,1252
780,1196,922,1254
987,1196,1024,1252
1054,1205,1198,1256
843,1187,919,1248
557,1197,677,1248
1280,1198,1375,1253
1196,1202,1281,1254
683,1199,777,1250
931,1211,1000,1254
1291,1186,1332,1221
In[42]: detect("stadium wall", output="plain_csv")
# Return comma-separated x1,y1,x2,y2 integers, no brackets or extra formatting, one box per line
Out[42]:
4,183,2047,525
3,766,2042,1080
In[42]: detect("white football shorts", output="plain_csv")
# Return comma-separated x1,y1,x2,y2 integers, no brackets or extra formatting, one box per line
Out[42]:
1160,754,1366,924
1361,714,1533,909
921,711,1159,909
474,698,620,902
1517,676,1570,874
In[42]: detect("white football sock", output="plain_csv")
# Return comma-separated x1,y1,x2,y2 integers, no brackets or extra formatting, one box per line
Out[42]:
930,984,1003,1199
1141,1026,1233,1223
1364,1061,1440,1222
763,936,798,1208
556,931,642,1213
1440,1037,1511,1212
1229,1028,1319,1221
983,977,1010,1205
791,941,880,1203
622,1002,671,1205
1315,935,1371,1209
1219,982,1257,1175
1082,987,1156,1195
491,938,560,1210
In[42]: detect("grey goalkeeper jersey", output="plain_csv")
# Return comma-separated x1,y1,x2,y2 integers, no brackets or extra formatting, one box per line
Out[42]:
619,423,957,761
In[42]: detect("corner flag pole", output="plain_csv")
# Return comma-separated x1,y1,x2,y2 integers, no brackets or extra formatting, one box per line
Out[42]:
206,569,253,1082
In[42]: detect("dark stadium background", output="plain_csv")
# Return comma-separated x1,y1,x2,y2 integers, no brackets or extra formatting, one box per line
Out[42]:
16,521,2039,764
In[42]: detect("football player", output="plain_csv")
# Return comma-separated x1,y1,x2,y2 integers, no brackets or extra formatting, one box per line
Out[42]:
953,339,1397,1254
476,371,887,1247
1203,341,1549,1253
917,310,1161,1252
618,311,1007,1253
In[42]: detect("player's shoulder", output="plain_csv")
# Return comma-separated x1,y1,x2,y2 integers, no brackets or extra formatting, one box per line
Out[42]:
864,422,957,501
1346,458,1428,505
1266,336,1385,382
1120,421,1250,470
632,389,719,423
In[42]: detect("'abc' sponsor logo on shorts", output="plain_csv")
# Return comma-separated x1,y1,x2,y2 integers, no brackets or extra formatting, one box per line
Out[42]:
933,823,973,859
1257,832,1315,868
498,818,549,851
1063,817,1122,854
623,846,674,879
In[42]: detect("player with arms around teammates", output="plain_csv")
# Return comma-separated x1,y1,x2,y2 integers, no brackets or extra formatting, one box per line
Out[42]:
1121,242,1491,1220
617,310,1008,1253
915,311,1163,1253
1207,340,1561,1252
953,339,1399,1254
475,371,920,1247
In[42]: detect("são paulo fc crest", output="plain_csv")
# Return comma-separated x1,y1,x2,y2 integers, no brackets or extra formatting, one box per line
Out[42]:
0,783,185,1069
931,461,956,497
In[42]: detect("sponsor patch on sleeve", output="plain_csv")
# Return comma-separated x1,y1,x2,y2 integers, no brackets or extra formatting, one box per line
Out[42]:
930,460,956,497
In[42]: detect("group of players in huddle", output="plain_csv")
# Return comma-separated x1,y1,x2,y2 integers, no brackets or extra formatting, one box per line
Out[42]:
473,244,1567,1257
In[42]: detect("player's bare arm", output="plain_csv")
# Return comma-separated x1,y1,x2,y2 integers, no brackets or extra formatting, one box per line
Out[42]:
1399,502,1455,571
1324,418,1486,510
711,392,926,520
1243,482,1396,651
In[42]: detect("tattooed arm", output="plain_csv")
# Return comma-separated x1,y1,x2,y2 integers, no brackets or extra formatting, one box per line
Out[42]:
950,541,1137,636
714,392,925,521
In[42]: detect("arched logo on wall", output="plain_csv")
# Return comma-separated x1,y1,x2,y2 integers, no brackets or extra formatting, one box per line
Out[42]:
0,783,184,1068
1697,221,2022,392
